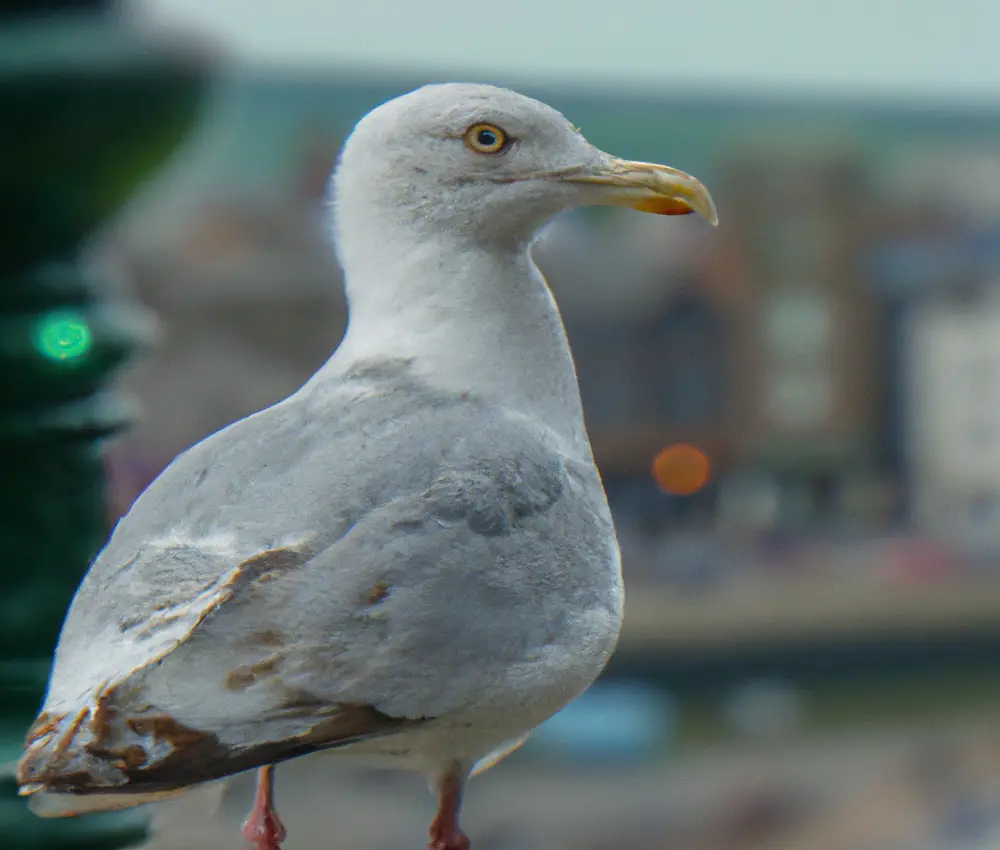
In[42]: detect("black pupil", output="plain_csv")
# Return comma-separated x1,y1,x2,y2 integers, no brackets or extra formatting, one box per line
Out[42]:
477,129,498,147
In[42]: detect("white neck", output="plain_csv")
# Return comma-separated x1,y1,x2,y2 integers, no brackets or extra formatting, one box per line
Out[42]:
309,223,590,455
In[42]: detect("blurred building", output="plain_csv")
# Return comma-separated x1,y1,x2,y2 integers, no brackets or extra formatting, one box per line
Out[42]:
875,228,1000,554
907,292,1000,548
712,145,886,532
872,149,1000,552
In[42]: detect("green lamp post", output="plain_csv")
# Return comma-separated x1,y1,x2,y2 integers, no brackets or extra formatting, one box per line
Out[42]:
0,2,207,846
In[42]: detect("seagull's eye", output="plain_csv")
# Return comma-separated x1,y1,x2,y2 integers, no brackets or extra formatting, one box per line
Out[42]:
464,123,508,154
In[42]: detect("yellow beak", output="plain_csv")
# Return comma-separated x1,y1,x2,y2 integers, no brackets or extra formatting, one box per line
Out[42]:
564,158,718,226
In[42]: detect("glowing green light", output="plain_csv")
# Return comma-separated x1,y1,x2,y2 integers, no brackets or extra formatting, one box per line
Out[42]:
33,311,93,362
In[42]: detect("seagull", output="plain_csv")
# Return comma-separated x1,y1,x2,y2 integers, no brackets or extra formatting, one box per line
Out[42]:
17,83,717,850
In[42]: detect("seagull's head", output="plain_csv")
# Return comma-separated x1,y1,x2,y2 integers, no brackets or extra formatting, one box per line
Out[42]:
332,83,717,250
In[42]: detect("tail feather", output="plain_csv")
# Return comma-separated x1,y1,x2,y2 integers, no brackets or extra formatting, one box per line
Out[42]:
18,698,416,815
18,702,213,819
18,706,132,794
17,700,222,800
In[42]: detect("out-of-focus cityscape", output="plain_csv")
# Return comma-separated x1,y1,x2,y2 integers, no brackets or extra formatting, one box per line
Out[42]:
6,1,1000,849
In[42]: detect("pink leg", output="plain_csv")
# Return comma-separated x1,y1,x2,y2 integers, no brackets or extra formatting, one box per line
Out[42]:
429,771,471,850
242,765,287,850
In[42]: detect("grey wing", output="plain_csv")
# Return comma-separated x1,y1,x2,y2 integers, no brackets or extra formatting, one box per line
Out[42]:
134,413,621,729
41,370,434,709
39,396,317,718
22,384,621,796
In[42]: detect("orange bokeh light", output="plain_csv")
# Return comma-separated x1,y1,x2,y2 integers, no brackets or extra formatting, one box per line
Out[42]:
652,443,712,495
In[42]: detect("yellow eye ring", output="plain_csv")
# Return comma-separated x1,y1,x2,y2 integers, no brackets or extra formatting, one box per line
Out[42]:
464,123,508,154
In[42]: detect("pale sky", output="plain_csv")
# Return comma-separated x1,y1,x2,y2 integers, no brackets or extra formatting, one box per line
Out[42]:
135,0,1000,102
